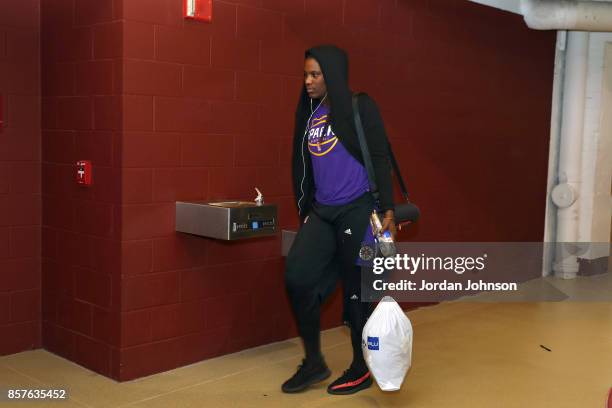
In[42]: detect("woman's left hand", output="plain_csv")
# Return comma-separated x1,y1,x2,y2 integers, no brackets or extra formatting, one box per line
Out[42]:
380,210,397,240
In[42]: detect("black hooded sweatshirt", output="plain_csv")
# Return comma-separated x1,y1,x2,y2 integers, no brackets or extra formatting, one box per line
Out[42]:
292,45,394,219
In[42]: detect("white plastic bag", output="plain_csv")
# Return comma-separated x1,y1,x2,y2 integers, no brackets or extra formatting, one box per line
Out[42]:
362,296,413,391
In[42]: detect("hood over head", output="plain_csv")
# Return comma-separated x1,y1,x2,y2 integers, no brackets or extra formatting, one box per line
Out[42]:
296,45,354,139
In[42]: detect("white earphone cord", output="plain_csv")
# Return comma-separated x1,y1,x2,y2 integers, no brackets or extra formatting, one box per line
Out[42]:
297,93,328,214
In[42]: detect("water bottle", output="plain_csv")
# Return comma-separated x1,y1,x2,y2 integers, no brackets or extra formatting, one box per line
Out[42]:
370,210,396,257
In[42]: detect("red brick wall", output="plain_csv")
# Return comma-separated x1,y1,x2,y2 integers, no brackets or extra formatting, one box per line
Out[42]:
40,0,122,377
115,0,554,381
380,1,555,242
37,0,555,381
117,0,297,380
0,0,42,356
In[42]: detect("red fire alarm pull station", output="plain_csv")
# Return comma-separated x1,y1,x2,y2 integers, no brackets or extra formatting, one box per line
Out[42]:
184,0,212,22
76,160,92,186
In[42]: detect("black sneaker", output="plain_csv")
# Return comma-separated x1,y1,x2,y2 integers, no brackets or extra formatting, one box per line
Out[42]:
281,359,331,393
327,366,373,395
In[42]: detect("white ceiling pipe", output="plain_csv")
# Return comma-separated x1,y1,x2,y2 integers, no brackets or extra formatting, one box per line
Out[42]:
521,0,612,31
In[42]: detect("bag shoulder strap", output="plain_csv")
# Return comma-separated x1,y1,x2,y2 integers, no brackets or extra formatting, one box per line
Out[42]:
351,93,411,201
351,93,379,202
387,142,410,201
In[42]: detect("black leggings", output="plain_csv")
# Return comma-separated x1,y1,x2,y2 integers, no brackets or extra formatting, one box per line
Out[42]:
285,193,374,367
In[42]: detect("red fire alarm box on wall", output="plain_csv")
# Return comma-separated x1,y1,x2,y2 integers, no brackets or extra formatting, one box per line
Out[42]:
184,0,212,22
76,160,92,186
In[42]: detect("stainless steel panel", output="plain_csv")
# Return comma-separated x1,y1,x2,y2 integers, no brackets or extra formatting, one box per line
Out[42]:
176,200,277,240
176,201,230,239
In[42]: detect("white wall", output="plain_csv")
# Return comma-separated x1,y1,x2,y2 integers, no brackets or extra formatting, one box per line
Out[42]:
580,34,612,258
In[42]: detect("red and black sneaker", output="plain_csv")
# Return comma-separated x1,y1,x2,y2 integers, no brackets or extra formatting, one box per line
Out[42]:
327,366,373,395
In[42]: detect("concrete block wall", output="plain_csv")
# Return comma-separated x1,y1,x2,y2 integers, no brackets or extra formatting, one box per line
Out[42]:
0,0,555,381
